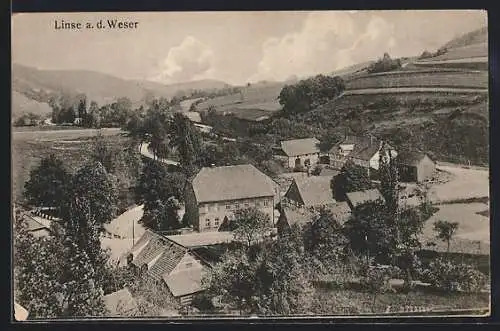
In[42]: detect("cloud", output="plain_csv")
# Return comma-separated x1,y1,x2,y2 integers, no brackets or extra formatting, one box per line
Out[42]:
152,36,215,84
249,13,401,82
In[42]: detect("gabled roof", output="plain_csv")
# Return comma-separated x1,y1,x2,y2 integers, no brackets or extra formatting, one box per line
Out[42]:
148,246,187,281
330,135,395,161
290,176,336,207
346,189,385,208
280,138,320,157
396,151,432,167
191,164,275,203
131,230,187,270
280,205,315,227
103,288,138,316
165,268,206,297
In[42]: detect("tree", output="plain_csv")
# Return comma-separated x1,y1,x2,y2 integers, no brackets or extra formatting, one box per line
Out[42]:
379,142,400,217
331,160,372,201
24,154,72,208
278,75,345,115
343,199,393,261
143,197,182,231
87,101,100,128
231,207,272,248
135,160,186,212
169,112,203,176
433,220,459,253
14,214,106,319
77,95,87,126
367,53,402,74
303,208,347,265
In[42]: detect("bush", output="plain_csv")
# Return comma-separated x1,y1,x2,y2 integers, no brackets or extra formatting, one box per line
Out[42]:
421,258,487,293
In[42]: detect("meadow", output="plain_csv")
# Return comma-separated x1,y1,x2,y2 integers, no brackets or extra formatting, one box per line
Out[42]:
12,128,125,203
195,83,283,113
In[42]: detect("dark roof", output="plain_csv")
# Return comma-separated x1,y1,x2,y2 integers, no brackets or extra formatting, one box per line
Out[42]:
346,189,385,208
397,151,432,167
280,138,320,157
131,230,187,272
191,164,275,203
330,135,395,161
290,176,336,207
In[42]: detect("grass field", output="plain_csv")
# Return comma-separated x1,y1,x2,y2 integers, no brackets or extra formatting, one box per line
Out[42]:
195,83,283,113
346,71,487,90
429,43,487,61
12,128,125,203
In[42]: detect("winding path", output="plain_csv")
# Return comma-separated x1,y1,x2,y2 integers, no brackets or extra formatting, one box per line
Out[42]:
139,142,180,166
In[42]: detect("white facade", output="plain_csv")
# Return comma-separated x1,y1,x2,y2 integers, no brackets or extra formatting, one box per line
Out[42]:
287,153,319,169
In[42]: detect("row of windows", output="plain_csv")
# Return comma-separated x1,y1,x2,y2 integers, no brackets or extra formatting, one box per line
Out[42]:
205,218,220,228
200,199,271,212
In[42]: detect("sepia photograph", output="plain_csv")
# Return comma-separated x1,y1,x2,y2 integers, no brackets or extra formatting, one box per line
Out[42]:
11,10,490,320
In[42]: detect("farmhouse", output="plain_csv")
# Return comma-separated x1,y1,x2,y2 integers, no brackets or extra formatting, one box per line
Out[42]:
345,188,385,209
396,151,436,183
279,138,320,169
329,135,397,173
183,164,278,232
284,176,336,208
124,230,210,306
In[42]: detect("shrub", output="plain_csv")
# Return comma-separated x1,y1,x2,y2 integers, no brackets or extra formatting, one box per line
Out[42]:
421,258,487,293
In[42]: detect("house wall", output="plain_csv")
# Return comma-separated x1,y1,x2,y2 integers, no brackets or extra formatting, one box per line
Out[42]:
417,155,436,182
287,153,319,168
197,196,275,232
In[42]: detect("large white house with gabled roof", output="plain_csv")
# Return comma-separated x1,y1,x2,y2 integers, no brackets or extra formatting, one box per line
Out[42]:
183,164,278,232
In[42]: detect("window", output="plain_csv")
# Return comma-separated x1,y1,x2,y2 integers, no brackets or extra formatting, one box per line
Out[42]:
185,262,193,268
205,218,210,227
264,200,269,207
214,218,220,227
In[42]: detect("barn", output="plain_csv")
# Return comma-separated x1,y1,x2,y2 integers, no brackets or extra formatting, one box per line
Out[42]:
397,151,436,183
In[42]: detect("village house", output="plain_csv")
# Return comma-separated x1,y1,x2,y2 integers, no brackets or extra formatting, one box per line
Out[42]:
396,151,436,183
279,138,320,169
284,176,336,208
329,135,397,174
183,164,278,232
345,188,385,210
277,202,351,235
123,229,210,306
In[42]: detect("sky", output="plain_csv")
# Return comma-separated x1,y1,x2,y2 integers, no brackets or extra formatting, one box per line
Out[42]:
12,10,487,85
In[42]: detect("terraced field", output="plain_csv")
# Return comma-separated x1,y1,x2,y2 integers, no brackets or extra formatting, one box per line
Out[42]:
346,70,487,90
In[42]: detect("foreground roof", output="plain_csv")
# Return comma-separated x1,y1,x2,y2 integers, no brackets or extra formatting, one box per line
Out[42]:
292,176,336,207
191,164,275,203
103,288,138,316
280,138,320,157
127,230,211,297
346,189,385,208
